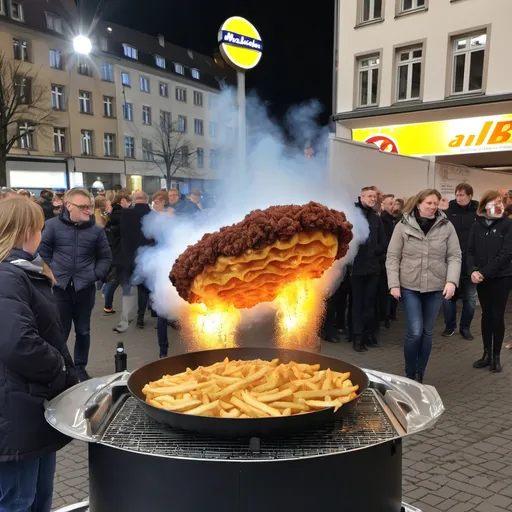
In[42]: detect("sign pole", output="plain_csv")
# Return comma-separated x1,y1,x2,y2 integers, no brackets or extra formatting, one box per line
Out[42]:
237,70,246,176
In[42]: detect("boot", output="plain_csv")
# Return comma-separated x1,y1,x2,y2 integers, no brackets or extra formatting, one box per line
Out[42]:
473,351,490,368
490,354,502,373
366,333,380,347
416,372,424,383
136,314,145,329
353,337,367,353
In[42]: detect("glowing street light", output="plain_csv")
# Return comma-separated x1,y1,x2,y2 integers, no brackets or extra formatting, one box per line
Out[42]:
73,35,92,55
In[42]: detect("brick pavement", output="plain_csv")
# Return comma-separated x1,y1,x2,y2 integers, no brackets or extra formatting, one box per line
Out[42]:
51,293,512,511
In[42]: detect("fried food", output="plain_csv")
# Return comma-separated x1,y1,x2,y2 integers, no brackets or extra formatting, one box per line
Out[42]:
169,202,353,309
142,358,360,418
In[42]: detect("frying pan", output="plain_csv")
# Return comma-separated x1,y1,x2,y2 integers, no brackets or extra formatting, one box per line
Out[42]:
127,347,369,437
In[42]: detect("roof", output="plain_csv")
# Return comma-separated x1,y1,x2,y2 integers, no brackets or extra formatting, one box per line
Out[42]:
94,21,236,91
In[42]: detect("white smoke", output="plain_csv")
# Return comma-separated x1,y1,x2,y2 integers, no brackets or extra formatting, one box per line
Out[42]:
135,87,369,322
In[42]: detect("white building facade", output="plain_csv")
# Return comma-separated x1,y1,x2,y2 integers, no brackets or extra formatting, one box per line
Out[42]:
333,0,512,190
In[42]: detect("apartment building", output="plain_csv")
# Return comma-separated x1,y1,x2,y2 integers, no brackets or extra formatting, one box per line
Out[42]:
0,0,232,194
333,0,512,177
102,22,232,194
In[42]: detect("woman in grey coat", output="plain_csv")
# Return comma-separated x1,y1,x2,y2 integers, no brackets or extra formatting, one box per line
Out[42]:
386,189,461,382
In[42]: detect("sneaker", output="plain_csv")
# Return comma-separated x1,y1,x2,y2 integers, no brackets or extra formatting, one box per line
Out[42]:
77,368,91,382
442,329,455,337
460,329,474,341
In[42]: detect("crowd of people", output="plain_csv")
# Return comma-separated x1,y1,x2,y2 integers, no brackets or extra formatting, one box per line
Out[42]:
322,183,512,382
0,180,511,511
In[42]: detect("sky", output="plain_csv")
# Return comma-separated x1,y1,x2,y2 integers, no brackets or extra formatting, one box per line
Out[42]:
80,0,335,125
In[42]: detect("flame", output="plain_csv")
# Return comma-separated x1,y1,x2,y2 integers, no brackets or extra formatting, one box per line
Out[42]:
182,302,241,349
275,278,324,350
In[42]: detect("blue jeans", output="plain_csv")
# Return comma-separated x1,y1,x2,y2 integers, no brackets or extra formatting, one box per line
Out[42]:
103,278,132,309
401,288,444,378
443,277,477,331
54,283,96,369
0,452,56,512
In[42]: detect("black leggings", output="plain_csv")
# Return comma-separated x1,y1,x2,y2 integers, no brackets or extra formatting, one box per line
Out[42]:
477,277,512,355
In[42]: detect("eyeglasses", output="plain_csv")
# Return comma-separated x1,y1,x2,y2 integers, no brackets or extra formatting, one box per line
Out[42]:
69,202,92,211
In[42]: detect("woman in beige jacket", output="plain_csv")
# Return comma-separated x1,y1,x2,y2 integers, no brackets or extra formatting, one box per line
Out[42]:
386,189,461,382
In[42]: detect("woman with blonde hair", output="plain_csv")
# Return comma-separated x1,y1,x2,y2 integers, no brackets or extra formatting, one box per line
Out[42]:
468,190,512,372
386,189,461,382
94,195,109,227
0,196,77,511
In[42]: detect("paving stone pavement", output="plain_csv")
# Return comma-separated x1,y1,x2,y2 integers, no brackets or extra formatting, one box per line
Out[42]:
51,293,512,511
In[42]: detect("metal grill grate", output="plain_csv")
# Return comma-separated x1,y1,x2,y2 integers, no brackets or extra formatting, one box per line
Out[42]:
100,390,398,461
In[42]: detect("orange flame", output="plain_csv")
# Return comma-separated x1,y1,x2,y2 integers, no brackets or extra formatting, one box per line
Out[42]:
182,302,241,350
274,278,323,351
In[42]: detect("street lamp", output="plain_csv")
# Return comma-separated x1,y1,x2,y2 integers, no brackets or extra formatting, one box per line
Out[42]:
73,35,92,55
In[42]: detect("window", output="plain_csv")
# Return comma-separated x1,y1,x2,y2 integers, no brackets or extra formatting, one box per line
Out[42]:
176,87,187,102
359,0,382,23
124,136,135,158
140,76,150,92
357,56,380,106
193,91,203,106
45,12,63,34
123,44,138,59
121,72,131,87
174,63,184,75
104,134,115,156
180,146,189,166
177,115,187,133
155,55,166,69
51,85,64,110
208,95,218,110
396,47,422,101
79,91,92,113
77,57,92,76
142,106,152,125
99,37,108,52
15,76,31,104
197,148,204,168
452,33,487,94
160,110,171,129
10,1,23,21
101,62,114,82
81,130,93,155
142,139,154,161
50,49,63,69
13,38,29,61
194,119,204,135
53,128,66,153
159,82,168,97
103,96,114,117
18,122,33,149
123,102,133,121
209,121,218,138
209,149,218,169
191,68,200,80
400,0,426,13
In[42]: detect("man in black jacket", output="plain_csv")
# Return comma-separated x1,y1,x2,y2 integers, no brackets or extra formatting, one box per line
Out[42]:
39,188,111,382
379,194,398,327
351,186,385,352
442,183,478,340
113,191,152,333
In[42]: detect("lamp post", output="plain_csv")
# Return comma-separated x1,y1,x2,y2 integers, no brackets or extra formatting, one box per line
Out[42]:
72,35,92,55
218,17,263,177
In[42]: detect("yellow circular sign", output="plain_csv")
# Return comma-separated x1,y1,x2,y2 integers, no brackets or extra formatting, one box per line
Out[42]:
218,16,263,71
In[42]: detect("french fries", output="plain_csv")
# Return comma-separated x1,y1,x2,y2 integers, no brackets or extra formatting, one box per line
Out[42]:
142,358,360,418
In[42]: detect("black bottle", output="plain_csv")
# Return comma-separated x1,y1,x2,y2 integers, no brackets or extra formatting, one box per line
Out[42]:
115,342,127,372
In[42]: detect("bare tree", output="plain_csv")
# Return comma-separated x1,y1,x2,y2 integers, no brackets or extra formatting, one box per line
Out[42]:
148,117,197,190
0,51,54,186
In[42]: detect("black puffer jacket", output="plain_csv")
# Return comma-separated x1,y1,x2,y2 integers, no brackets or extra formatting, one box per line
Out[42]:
105,203,123,262
467,216,512,279
352,199,385,276
0,249,78,461
444,199,478,277
39,209,112,291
